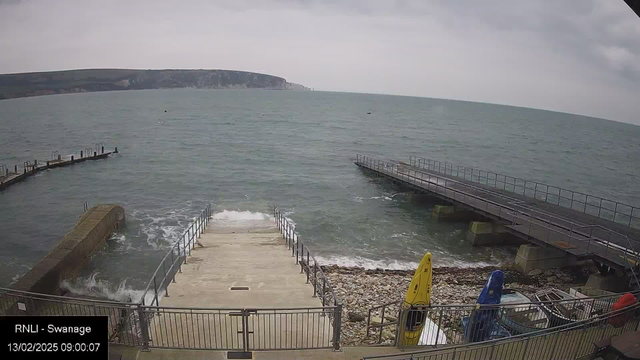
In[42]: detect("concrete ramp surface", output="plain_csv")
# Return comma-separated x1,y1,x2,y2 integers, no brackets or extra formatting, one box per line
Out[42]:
148,217,334,350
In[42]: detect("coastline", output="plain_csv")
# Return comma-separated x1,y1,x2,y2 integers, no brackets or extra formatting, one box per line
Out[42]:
323,263,599,346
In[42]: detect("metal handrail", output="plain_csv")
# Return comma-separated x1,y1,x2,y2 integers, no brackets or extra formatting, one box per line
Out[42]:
364,301,640,359
409,155,640,229
272,206,340,307
368,288,640,312
139,204,212,306
367,289,640,343
355,155,640,274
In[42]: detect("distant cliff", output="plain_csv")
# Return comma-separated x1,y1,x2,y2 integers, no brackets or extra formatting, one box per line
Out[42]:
0,69,310,100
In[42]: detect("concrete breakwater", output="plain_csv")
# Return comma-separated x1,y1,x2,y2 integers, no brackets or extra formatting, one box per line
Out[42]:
11,204,125,296
0,144,118,191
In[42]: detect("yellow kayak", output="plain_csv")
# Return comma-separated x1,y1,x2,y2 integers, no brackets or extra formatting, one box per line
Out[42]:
402,252,432,346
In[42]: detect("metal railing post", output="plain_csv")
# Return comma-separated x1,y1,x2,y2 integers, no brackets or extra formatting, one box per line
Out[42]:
300,242,304,273
306,251,310,283
153,277,159,306
183,235,187,264
138,306,151,351
295,233,299,264
322,277,326,306
313,261,317,297
333,304,342,351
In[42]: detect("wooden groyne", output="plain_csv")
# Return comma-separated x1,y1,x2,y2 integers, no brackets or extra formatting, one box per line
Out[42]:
0,145,118,191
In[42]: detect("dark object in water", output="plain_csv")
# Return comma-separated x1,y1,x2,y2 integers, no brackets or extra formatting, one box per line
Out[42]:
464,270,504,342
164,110,167,112
367,112,371,114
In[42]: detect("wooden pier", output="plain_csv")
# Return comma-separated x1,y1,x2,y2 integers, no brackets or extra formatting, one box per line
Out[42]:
355,154,640,288
0,146,118,191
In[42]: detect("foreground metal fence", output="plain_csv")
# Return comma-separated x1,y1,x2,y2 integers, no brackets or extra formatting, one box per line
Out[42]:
364,301,640,360
0,287,145,346
140,204,212,306
0,287,341,351
367,290,639,349
409,155,640,229
355,155,640,288
144,306,339,351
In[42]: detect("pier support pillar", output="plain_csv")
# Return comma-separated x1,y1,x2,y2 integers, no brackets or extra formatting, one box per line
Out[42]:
432,205,477,221
585,274,628,293
466,222,522,246
514,244,576,273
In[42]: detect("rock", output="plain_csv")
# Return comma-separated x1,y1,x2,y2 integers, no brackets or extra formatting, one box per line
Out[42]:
547,276,557,283
385,315,398,323
528,269,542,276
382,329,395,341
544,270,554,276
348,312,366,322
370,316,383,325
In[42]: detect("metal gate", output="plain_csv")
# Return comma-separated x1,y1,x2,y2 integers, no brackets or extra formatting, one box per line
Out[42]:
143,306,341,352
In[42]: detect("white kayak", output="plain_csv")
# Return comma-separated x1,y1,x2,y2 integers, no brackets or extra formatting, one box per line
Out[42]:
418,317,447,345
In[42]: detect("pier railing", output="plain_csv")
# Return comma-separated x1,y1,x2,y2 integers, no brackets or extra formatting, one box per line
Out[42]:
1,144,118,189
408,156,640,230
367,290,640,348
363,301,640,360
355,154,640,287
139,204,212,307
272,206,341,309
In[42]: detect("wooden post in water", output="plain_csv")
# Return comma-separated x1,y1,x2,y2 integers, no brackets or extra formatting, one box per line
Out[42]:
101,146,104,154
80,150,83,158
71,156,74,161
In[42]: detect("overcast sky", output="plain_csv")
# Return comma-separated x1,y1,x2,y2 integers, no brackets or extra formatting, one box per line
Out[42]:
1,0,639,124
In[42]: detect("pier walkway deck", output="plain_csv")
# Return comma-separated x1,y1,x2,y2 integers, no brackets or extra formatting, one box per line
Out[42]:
355,154,640,282
0,145,118,191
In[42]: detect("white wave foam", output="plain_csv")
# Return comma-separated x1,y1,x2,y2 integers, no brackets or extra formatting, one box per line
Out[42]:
368,196,394,201
110,233,133,251
353,196,364,203
60,273,158,304
315,255,503,270
390,233,408,238
314,255,420,270
212,210,272,221
142,225,183,250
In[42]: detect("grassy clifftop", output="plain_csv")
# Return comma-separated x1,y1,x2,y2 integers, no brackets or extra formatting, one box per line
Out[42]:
0,69,309,99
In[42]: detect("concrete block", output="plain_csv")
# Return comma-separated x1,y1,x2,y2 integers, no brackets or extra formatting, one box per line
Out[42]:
466,222,524,246
585,274,628,293
514,244,576,273
432,205,477,221
12,204,125,295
